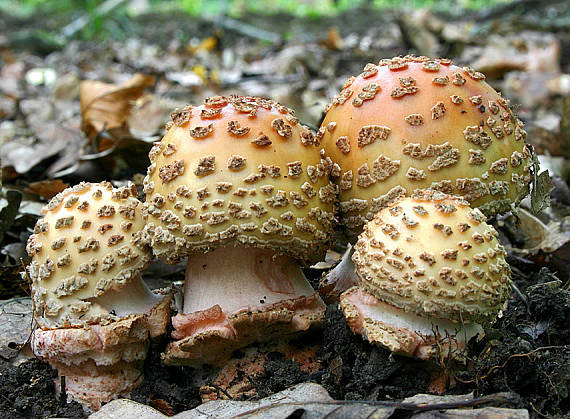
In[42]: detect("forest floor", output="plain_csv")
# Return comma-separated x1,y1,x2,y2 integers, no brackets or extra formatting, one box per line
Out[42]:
0,1,569,417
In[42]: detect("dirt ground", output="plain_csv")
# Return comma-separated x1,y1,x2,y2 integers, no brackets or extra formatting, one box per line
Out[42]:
1,262,569,418
0,1,569,418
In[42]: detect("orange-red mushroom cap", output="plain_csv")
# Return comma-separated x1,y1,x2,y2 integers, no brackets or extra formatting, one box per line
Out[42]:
321,56,532,233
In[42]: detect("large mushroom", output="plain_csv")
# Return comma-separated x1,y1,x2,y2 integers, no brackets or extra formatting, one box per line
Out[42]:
318,56,533,299
142,95,335,366
340,191,511,360
26,182,172,410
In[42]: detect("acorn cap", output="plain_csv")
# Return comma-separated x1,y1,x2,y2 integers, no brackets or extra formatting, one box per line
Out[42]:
142,95,336,265
321,56,532,233
26,182,152,329
351,192,511,324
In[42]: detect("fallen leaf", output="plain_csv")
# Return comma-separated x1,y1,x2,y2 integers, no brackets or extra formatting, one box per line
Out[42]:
26,179,69,199
318,28,343,51
150,399,174,416
0,190,22,244
127,95,174,138
80,73,155,139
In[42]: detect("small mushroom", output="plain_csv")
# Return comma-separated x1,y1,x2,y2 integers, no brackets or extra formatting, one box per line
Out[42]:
26,182,172,411
143,96,334,366
321,56,533,236
339,191,511,360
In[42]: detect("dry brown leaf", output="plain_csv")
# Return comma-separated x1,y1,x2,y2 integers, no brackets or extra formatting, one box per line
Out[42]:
150,398,174,416
318,28,343,51
26,179,69,199
79,73,155,139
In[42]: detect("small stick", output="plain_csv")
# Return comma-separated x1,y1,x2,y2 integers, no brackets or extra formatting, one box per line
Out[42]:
233,392,521,417
60,375,67,406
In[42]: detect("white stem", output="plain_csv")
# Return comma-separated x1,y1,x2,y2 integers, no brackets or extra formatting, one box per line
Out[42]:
183,246,315,315
92,273,162,318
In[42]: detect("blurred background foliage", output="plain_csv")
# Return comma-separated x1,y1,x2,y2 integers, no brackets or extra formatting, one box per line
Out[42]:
2,0,516,40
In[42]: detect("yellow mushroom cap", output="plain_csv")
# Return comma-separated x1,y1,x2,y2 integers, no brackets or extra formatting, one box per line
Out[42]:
352,191,511,324
142,95,336,265
321,56,532,233
26,182,152,328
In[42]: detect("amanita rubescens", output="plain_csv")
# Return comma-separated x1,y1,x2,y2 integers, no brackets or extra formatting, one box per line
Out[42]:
340,191,511,360
319,55,532,299
141,95,335,366
26,182,172,410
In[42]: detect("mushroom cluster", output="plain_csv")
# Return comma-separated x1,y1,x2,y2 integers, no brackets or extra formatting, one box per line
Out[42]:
141,95,334,365
319,55,532,301
341,191,510,360
23,56,536,410
27,182,172,410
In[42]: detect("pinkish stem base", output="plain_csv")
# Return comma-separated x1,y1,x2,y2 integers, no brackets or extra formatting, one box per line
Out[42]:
164,246,326,366
340,286,483,361
32,275,172,411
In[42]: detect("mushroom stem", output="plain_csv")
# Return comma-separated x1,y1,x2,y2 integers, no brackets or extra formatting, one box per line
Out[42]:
32,278,173,411
164,246,326,366
340,287,483,361
91,273,171,337
318,244,358,302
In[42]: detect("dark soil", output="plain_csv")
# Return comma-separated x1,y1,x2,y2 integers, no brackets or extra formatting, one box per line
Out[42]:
0,358,84,418
130,337,202,415
318,304,431,401
455,268,570,416
2,265,567,418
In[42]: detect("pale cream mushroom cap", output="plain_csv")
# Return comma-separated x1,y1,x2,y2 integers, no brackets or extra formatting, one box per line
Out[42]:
351,191,511,324
142,95,336,265
320,56,532,233
26,181,172,411
26,181,152,329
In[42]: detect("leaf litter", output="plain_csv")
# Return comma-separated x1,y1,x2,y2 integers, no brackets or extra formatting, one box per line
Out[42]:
0,2,569,417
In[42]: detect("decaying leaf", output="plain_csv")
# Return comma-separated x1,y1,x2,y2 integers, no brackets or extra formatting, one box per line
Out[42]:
0,298,34,365
26,179,69,199
127,95,175,138
530,150,554,215
150,399,174,416
0,190,22,244
80,73,156,139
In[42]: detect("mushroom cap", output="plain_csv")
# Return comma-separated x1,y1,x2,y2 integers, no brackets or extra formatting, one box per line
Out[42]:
26,182,152,329
352,191,511,324
142,95,336,265
321,56,532,233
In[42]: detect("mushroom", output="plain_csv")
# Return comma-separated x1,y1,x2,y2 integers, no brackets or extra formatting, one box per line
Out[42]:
321,55,532,232
340,191,511,360
141,95,335,366
318,55,532,299
26,181,172,411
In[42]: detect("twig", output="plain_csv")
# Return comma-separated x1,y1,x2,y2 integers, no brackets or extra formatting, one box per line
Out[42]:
204,15,281,44
207,383,234,400
509,278,530,313
233,392,520,417
477,345,570,382
60,376,67,407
